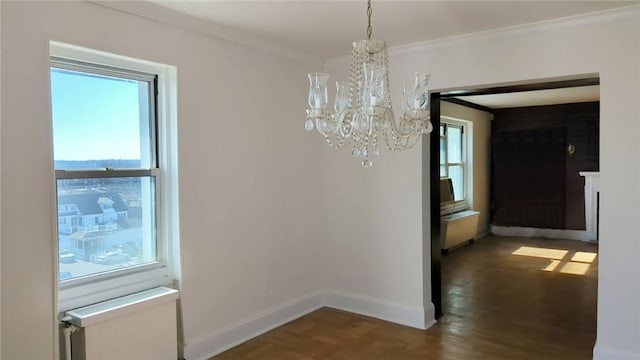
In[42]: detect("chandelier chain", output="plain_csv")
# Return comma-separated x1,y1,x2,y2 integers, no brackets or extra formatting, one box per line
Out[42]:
367,0,373,40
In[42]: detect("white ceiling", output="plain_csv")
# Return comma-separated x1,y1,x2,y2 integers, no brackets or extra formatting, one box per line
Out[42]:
151,1,638,59
149,1,623,108
454,85,600,109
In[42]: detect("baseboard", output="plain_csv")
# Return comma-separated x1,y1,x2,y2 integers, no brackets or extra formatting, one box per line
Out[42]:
324,290,434,330
593,344,640,360
490,225,588,241
183,290,435,359
476,230,490,239
183,291,325,360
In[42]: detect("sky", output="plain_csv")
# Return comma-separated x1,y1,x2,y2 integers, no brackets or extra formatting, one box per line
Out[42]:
50,68,148,163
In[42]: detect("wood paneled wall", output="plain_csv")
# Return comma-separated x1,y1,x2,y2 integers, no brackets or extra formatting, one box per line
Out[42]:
491,102,599,230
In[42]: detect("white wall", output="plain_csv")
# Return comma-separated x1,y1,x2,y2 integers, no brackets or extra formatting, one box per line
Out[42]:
320,110,428,316
2,2,639,359
441,101,493,236
324,7,640,359
0,2,323,359
0,2,3,358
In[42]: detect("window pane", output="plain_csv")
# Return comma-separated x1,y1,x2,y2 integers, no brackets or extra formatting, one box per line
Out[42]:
448,165,464,201
440,165,447,178
448,126,463,163
57,176,157,281
440,137,446,164
439,124,445,136
50,68,153,170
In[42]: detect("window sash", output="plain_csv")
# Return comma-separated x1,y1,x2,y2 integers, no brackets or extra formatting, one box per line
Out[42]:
440,121,467,202
51,57,157,83
56,169,159,179
59,259,166,290
55,173,161,275
50,58,159,170
446,164,465,202
52,59,161,286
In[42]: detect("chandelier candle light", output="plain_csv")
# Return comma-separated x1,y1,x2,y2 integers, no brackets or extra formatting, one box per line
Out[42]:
305,0,433,167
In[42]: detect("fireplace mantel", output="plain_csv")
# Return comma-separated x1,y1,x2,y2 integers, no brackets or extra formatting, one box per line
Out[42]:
579,171,600,242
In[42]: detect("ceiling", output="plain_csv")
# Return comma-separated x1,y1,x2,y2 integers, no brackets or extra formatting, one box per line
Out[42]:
151,1,638,59
150,1,625,108
453,85,600,109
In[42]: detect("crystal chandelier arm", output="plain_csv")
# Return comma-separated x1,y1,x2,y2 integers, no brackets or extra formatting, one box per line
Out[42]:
380,114,417,151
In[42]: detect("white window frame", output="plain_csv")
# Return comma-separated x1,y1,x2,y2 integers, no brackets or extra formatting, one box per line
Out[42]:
50,42,180,312
440,116,473,214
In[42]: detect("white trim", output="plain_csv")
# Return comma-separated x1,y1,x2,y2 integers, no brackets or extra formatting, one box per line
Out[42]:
86,0,319,65
51,41,170,76
182,290,436,360
65,286,178,328
593,344,640,360
441,116,473,208
183,291,325,360
50,41,181,312
155,53,181,294
579,171,600,242
490,225,588,241
0,2,3,355
325,290,434,331
325,5,640,67
58,269,174,312
388,5,640,58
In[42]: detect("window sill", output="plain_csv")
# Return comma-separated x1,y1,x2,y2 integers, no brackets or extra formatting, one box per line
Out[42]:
441,201,470,216
58,264,174,312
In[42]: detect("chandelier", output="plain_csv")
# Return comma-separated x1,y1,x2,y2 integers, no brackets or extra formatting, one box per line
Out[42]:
305,0,433,167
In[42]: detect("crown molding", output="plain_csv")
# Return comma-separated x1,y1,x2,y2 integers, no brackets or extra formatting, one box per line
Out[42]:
388,5,640,57
85,0,321,66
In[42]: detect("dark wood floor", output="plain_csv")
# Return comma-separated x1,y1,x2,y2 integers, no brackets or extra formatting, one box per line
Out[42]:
212,235,598,359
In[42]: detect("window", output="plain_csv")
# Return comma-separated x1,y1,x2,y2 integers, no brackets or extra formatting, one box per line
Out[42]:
50,42,178,311
440,117,471,212
52,58,158,278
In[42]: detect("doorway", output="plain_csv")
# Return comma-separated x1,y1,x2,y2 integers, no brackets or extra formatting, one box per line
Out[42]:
430,77,599,318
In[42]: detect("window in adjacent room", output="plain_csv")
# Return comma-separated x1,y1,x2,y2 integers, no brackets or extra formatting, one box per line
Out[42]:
440,117,471,213
50,42,178,311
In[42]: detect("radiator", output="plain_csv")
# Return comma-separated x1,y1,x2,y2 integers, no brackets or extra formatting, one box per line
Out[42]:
64,287,179,360
441,210,480,251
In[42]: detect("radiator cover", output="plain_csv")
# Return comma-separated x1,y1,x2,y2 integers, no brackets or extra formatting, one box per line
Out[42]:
66,287,179,360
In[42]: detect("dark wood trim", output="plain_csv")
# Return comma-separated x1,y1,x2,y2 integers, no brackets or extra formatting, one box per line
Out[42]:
428,93,443,319
428,76,600,323
441,97,495,114
440,78,599,98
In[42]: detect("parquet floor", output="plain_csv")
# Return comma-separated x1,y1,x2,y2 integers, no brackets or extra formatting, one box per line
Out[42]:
212,235,598,359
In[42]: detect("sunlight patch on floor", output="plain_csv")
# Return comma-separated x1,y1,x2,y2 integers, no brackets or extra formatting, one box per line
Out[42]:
512,246,568,260
571,252,597,263
559,262,590,275
512,246,597,276
542,260,561,272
